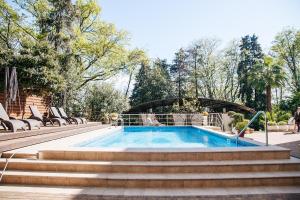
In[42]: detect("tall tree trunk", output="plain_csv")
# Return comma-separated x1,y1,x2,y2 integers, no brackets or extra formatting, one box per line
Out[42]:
275,88,278,105
280,87,283,101
194,55,198,98
266,85,272,112
125,72,133,97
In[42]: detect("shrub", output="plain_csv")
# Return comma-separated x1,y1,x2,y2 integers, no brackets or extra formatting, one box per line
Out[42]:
277,121,287,125
277,112,292,122
86,83,129,121
231,113,244,127
235,120,249,131
268,121,277,126
227,111,236,117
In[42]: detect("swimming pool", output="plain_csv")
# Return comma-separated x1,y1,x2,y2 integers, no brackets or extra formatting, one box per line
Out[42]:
76,126,256,148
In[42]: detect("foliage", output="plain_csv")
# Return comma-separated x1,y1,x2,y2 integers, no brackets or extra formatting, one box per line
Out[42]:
0,0,140,108
235,120,249,131
170,48,189,100
272,28,300,92
279,92,300,114
237,34,265,110
231,112,244,127
227,111,236,117
172,98,201,113
85,83,129,121
249,56,286,112
278,121,287,125
130,59,174,108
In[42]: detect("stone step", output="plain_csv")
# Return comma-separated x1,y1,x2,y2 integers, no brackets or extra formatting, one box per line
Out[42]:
0,185,300,200
2,171,300,188
38,146,290,161
1,152,37,159
1,158,300,173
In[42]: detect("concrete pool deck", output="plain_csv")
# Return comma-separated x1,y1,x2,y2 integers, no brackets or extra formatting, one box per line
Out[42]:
4,126,121,155
245,131,300,158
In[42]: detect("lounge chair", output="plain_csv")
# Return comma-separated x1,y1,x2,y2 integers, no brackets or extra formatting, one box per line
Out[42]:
0,103,26,132
58,107,87,124
49,107,68,126
147,114,164,126
29,105,66,126
141,114,163,126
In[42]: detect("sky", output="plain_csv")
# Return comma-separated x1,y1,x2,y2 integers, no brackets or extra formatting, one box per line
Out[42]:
98,0,300,61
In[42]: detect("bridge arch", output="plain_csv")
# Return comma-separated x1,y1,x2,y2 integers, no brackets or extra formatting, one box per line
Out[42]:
126,98,256,114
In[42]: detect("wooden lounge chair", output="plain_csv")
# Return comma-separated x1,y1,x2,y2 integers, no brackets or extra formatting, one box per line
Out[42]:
58,107,87,124
29,105,66,126
0,103,26,132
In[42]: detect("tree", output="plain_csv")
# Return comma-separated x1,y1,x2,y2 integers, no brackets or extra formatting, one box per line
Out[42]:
238,34,265,110
85,83,129,121
186,44,200,98
221,40,240,102
272,28,300,92
123,49,148,97
170,48,189,102
130,59,174,108
249,56,286,112
7,0,135,107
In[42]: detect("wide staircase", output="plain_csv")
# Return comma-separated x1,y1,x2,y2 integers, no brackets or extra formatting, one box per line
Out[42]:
0,147,300,199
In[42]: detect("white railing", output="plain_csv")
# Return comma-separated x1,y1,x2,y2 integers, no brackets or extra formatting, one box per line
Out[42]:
236,111,268,146
119,113,224,130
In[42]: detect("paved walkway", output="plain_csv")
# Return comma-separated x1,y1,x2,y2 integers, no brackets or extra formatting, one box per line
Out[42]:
245,131,300,158
0,123,108,153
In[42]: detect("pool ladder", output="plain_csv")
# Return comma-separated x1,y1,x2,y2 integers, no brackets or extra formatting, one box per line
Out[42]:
236,111,268,146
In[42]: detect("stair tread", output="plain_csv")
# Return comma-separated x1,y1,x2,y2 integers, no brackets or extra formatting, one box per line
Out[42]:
3,170,300,179
1,158,300,166
0,185,299,196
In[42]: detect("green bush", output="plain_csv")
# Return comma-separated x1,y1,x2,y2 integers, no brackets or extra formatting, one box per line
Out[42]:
277,112,292,122
235,120,249,131
268,121,277,126
227,111,236,117
86,83,129,121
231,113,244,127
277,121,287,125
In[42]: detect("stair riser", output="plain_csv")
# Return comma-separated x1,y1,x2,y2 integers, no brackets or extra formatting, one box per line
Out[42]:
39,151,290,161
2,175,300,188
2,163,300,173
1,153,37,159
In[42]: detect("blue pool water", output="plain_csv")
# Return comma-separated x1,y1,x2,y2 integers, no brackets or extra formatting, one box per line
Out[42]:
76,126,257,148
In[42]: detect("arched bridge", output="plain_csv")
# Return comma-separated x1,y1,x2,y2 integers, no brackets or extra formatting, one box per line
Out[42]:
126,98,256,114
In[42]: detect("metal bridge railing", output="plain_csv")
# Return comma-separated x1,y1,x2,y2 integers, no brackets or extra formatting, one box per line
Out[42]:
119,113,224,130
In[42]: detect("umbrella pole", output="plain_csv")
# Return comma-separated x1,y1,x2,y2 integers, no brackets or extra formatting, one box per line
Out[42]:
4,67,9,111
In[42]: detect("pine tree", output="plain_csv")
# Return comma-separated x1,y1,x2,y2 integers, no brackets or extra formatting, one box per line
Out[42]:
170,48,189,102
238,34,265,110
130,60,174,107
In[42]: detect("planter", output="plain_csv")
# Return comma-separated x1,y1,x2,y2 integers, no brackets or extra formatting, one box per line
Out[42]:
102,119,110,124
267,125,292,132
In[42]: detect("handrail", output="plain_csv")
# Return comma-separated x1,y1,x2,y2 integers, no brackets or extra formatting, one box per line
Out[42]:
0,152,16,183
236,111,268,146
